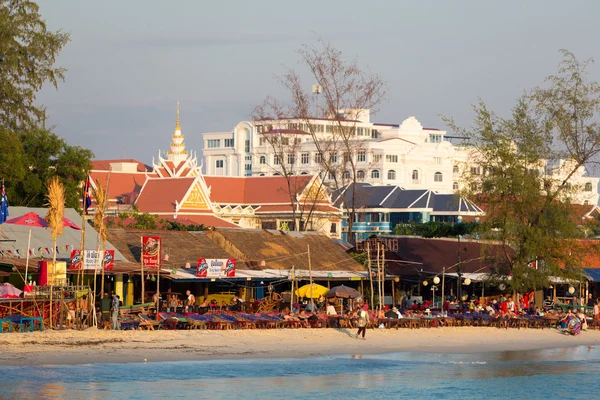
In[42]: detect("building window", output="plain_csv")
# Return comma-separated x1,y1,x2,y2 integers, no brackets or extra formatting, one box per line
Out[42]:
274,155,281,165
371,129,379,139
453,182,459,190
373,154,382,163
314,153,323,164
287,153,295,165
371,170,380,179
330,223,337,233
259,137,265,146
387,170,396,180
453,165,459,173
244,139,250,153
260,156,266,165
329,152,338,163
328,171,336,180
301,153,310,164
357,151,366,162
434,157,441,165
429,134,442,144
245,164,252,172
301,171,309,175
343,171,351,179
386,155,398,163
585,182,593,192
357,170,365,180
216,160,224,168
274,172,281,176
434,172,443,182
412,170,419,181
470,166,481,175
207,139,221,148
224,138,234,147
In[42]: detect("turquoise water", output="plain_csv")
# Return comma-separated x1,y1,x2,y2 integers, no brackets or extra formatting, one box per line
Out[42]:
0,346,598,399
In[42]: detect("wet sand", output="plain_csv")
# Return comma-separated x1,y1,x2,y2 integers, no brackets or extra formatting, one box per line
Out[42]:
1,327,600,366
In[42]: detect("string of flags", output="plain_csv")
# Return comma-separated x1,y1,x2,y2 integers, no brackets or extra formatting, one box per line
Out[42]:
0,244,73,258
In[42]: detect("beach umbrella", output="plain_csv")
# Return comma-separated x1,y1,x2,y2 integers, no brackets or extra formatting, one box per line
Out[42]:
295,283,328,299
5,212,48,285
62,217,81,230
0,282,23,298
5,212,48,228
324,285,362,299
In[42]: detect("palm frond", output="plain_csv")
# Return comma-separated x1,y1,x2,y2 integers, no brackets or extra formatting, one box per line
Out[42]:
45,176,65,239
92,179,108,244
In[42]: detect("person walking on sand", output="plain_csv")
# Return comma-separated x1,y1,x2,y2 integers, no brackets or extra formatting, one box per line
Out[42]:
356,304,370,340
111,293,120,330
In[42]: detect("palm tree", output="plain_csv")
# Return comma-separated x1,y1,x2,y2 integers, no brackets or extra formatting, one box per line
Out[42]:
92,180,108,298
45,176,65,329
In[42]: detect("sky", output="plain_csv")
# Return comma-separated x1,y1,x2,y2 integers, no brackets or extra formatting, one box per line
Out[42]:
36,0,600,165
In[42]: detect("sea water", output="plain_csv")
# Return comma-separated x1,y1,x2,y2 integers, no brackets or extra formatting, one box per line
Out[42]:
0,346,598,399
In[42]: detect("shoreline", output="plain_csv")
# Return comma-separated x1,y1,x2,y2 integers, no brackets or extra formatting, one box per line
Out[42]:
1,328,600,366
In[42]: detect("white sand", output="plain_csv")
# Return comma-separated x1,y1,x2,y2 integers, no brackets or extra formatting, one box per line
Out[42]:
1,327,599,366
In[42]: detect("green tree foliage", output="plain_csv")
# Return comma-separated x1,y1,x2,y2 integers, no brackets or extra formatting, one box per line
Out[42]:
11,127,92,208
0,1,92,210
0,0,70,131
104,210,208,231
445,50,600,292
393,221,480,238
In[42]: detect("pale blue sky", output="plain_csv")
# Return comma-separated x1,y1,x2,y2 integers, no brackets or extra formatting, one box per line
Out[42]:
36,0,600,163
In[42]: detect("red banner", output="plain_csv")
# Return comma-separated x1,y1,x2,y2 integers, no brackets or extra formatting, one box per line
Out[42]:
142,236,161,268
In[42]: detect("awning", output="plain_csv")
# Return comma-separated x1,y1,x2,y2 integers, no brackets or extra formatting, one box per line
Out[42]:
164,268,368,282
584,268,600,282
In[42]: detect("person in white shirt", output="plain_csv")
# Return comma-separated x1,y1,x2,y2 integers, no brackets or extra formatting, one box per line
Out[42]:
185,290,195,312
326,303,337,315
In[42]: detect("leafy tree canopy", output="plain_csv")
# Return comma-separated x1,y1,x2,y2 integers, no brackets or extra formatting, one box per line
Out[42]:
0,0,70,131
445,50,600,292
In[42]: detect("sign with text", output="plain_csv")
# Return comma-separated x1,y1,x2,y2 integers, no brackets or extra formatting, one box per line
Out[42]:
196,258,236,278
142,236,161,268
68,249,115,271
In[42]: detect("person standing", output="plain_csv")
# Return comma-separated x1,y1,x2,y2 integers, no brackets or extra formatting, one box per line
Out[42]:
100,293,111,330
356,304,370,340
111,293,120,330
185,290,195,313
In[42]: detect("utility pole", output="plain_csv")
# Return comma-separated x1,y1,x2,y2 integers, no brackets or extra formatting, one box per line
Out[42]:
366,241,374,307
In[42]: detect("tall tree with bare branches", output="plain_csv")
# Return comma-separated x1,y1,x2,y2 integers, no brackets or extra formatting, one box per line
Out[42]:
253,40,386,242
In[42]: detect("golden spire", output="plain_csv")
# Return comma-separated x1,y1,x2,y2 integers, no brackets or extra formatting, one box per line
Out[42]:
175,100,181,131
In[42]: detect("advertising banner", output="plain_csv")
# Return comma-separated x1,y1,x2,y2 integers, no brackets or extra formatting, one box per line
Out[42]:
68,249,115,271
142,236,161,268
196,258,236,278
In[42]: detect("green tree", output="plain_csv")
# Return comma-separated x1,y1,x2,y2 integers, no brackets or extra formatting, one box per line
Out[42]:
0,126,26,199
0,0,70,131
446,50,600,292
13,127,92,208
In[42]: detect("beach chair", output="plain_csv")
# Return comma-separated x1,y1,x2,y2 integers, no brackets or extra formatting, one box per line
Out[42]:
187,314,211,329
138,314,162,330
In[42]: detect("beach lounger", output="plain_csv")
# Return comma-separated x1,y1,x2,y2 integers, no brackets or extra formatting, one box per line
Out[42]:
138,314,162,330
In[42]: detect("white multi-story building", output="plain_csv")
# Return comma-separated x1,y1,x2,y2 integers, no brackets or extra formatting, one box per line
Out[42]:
202,111,600,205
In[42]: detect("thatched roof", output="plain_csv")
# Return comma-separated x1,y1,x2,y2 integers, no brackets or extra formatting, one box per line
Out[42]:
106,229,233,268
206,228,365,272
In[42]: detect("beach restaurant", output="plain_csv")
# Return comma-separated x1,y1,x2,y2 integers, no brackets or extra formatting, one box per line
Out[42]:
106,227,368,305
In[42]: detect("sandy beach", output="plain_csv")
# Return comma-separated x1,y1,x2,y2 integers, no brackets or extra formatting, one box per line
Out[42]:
1,327,600,366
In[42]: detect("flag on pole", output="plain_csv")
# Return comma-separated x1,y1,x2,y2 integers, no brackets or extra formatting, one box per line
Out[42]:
0,180,9,224
82,175,92,214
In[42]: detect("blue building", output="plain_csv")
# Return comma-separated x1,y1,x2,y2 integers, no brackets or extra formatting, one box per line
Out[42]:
333,183,483,242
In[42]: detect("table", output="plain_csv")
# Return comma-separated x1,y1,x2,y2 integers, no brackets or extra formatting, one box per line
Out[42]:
20,316,43,332
0,318,13,333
